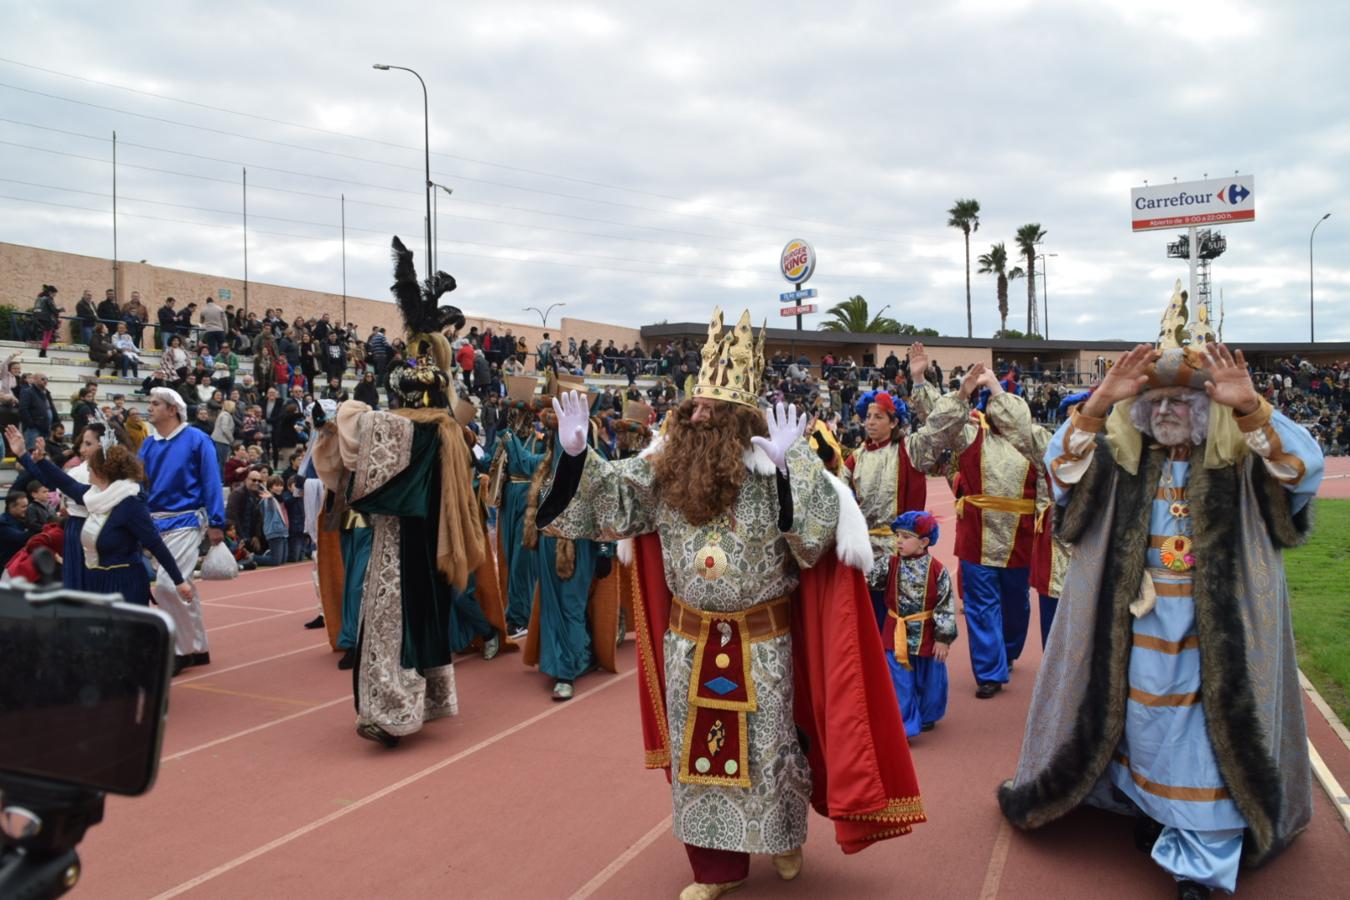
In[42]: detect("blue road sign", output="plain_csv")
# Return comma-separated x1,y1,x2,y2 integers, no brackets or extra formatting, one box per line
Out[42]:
779,288,817,302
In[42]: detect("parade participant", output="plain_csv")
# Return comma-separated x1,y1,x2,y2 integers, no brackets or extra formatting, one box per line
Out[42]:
337,236,484,747
494,381,545,637
139,386,225,672
520,407,617,700
538,309,924,900
883,510,956,737
915,361,1039,699
7,425,193,607
999,286,1322,900
446,415,509,661
805,401,845,477
43,424,102,590
1026,390,1089,646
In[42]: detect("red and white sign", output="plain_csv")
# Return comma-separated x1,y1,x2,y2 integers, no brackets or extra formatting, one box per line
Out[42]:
1130,176,1255,232
779,303,816,317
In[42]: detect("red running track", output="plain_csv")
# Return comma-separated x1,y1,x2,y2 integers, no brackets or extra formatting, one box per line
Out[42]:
77,469,1350,899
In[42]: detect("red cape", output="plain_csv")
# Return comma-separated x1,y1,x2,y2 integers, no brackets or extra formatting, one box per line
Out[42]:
629,532,926,852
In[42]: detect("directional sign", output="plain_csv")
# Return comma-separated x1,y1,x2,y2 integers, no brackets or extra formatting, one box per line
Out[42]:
1130,175,1255,232
780,304,817,317
779,288,817,303
218,288,232,300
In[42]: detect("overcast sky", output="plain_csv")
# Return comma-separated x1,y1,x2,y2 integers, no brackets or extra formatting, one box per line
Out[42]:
2,0,1347,342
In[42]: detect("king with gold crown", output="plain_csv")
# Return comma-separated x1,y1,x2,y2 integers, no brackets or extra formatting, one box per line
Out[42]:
535,308,926,899
999,283,1324,900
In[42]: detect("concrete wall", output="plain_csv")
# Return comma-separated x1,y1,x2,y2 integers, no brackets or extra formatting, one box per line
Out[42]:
0,243,645,357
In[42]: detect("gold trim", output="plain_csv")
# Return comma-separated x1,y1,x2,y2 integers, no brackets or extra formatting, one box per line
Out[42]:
629,554,671,770
1114,754,1230,802
1070,408,1105,433
1154,486,1187,501
840,795,927,823
1261,421,1307,486
685,611,757,713
86,562,132,570
1150,579,1193,597
1132,633,1199,654
678,708,751,788
1235,397,1273,433
1128,688,1200,707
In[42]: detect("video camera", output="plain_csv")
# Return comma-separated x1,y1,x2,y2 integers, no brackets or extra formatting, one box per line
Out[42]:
0,565,174,899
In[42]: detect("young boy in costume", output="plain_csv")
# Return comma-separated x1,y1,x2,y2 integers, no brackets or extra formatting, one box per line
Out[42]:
884,510,957,736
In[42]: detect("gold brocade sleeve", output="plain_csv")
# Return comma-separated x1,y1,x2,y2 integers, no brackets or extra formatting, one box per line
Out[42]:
905,391,975,475
781,441,841,569
544,449,658,542
984,393,1045,463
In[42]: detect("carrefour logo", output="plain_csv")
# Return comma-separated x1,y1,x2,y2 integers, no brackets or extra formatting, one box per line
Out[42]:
780,239,815,284
1217,183,1250,205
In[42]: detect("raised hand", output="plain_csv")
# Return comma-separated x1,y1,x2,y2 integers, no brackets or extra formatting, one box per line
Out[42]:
751,402,806,474
30,437,46,463
907,342,929,382
958,363,988,401
976,367,1003,396
1203,344,1260,415
1080,344,1157,418
3,424,25,459
551,390,589,457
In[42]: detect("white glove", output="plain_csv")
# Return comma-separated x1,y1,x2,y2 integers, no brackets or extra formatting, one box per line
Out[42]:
552,390,589,457
751,402,806,474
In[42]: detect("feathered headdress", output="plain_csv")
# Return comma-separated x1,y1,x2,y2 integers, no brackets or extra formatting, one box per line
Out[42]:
388,236,467,408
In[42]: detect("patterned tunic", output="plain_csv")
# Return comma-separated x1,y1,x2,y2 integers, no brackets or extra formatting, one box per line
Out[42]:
893,555,957,658
546,441,840,854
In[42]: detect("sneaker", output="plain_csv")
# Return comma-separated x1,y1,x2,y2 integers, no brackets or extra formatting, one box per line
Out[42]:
482,634,501,661
508,624,528,640
552,681,574,701
337,648,356,670
303,614,325,630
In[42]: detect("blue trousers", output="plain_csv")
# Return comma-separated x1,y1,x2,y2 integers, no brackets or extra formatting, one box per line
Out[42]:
959,561,1029,685
886,654,948,736
1039,594,1058,648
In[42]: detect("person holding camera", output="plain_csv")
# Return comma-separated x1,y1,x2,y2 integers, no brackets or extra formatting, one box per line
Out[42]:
4,424,193,610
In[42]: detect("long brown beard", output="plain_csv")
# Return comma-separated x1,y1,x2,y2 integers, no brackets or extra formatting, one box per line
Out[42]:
652,400,767,526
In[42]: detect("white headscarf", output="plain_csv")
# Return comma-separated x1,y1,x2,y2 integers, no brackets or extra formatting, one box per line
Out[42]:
149,387,187,422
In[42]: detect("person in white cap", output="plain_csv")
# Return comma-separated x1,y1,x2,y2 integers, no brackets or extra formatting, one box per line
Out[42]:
139,386,226,673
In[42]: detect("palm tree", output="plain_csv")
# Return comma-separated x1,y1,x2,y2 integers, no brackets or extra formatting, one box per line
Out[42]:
947,199,981,338
1014,223,1047,335
976,243,1025,335
818,295,902,333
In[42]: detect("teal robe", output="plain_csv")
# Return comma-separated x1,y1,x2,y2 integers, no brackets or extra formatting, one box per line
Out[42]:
499,432,544,629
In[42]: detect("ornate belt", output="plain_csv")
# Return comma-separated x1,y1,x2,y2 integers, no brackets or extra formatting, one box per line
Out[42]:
886,608,933,670
668,594,791,789
954,494,1035,518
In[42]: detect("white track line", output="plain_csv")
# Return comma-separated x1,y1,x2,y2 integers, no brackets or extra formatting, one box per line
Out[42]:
978,817,1013,900
199,580,310,602
174,642,329,685
205,609,311,633
199,602,293,613
151,669,636,899
162,696,352,762
568,816,673,900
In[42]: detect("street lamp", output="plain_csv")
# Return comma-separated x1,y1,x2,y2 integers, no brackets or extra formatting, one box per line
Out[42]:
1036,252,1058,339
1310,213,1331,342
430,181,453,275
523,302,567,329
372,63,433,278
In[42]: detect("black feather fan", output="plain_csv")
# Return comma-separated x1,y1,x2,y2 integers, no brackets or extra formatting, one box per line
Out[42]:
389,236,465,334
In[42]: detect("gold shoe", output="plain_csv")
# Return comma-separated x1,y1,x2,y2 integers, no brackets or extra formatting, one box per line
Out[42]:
773,847,803,880
678,881,744,900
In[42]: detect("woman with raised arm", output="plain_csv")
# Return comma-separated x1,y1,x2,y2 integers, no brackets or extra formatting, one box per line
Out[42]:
5,424,193,610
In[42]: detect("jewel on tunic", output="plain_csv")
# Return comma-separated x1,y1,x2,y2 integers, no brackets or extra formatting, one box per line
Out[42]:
696,542,729,581
723,760,739,776
695,756,712,773
704,676,738,696
1170,501,1190,519
714,652,731,669
706,719,726,756
717,621,732,647
1159,535,1195,572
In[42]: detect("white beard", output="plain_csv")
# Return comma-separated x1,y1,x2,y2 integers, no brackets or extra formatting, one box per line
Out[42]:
1151,419,1191,447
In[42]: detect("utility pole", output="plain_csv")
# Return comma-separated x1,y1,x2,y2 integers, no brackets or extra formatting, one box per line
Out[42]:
242,167,249,315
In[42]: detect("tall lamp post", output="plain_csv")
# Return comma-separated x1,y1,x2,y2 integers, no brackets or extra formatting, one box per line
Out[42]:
373,63,433,277
1310,212,1331,342
524,302,567,329
1036,252,1057,339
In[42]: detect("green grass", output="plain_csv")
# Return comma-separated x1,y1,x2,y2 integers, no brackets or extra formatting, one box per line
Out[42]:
1287,498,1350,725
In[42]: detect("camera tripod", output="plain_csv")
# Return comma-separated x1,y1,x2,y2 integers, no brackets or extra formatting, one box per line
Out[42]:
0,773,105,900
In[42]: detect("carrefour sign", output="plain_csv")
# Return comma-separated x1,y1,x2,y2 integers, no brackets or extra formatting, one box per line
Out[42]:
780,239,815,284
1130,176,1255,232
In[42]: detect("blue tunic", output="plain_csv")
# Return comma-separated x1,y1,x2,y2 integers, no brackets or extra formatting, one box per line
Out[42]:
138,423,226,531
17,456,185,605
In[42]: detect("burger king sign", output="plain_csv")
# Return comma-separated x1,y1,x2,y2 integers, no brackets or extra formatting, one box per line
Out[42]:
780,239,816,285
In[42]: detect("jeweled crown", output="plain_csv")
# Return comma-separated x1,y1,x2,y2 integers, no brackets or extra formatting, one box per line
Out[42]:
692,308,766,409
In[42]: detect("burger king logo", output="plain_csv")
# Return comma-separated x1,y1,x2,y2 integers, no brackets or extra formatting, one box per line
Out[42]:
780,239,815,284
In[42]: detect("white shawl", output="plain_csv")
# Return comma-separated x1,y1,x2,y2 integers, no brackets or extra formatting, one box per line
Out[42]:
80,479,144,568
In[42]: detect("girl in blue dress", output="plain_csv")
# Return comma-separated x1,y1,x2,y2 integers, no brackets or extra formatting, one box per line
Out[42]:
54,423,105,590
5,424,192,607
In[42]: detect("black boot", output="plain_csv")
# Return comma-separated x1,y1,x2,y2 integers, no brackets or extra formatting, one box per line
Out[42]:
173,654,192,675
1176,880,1210,900
975,682,1002,699
303,614,325,629
1133,816,1164,853
337,648,356,670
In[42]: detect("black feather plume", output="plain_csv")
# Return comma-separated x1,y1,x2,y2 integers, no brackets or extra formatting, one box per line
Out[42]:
389,235,461,334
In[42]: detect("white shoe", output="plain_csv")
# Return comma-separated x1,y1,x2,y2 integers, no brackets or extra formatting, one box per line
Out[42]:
508,625,528,640
773,847,803,880
482,634,501,661
552,681,574,701
679,881,744,900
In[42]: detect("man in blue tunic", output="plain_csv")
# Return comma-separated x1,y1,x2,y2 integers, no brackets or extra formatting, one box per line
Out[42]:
999,286,1323,899
140,386,226,672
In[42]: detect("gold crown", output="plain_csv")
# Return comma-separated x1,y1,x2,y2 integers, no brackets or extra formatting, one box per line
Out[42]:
692,307,765,409
1148,280,1213,390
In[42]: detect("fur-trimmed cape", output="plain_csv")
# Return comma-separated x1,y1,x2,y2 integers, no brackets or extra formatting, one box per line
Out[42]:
998,438,1314,868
